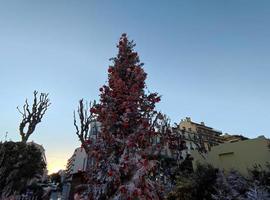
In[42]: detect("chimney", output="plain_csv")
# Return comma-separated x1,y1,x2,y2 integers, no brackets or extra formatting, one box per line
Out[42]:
200,122,205,126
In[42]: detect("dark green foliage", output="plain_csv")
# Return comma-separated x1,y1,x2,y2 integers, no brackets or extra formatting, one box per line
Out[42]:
166,176,195,200
248,163,270,192
0,141,46,197
167,163,218,200
213,169,270,200
49,172,61,184
194,164,218,199
213,170,249,200
246,183,270,200
167,163,270,200
178,154,193,174
21,182,44,199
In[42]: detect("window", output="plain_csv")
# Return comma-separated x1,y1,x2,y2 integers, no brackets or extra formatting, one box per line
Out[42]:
219,152,234,156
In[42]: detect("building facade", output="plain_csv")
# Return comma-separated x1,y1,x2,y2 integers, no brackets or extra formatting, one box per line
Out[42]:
66,147,88,177
221,133,249,143
179,117,224,151
63,121,101,199
171,126,200,159
170,117,225,159
191,136,270,177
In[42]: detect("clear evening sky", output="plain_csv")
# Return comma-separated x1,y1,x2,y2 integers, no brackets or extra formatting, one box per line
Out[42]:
0,1,269,173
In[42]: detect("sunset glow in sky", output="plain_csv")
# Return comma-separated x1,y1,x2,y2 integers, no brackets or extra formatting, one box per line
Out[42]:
47,153,69,174
1,1,270,173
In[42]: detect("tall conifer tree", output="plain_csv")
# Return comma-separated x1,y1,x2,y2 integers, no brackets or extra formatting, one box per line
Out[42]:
88,34,162,199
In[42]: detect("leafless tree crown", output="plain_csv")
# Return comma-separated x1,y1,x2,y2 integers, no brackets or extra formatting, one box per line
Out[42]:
73,99,96,153
17,91,50,143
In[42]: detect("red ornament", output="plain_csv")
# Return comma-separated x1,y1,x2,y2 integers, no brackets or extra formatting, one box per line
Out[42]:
123,122,129,128
124,155,129,161
120,185,126,193
108,170,113,177
155,97,161,102
133,189,140,196
127,141,133,147
143,121,149,128
108,67,113,73
85,139,92,145
143,159,148,167
90,107,96,113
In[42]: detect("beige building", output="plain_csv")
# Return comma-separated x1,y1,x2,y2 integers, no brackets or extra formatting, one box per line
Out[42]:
178,117,224,151
171,126,200,158
191,136,270,177
221,133,248,143
66,147,88,177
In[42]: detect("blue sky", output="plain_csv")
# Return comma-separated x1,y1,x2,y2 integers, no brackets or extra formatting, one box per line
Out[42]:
0,0,269,172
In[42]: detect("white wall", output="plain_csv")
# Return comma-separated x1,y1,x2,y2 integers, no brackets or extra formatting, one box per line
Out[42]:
70,147,88,174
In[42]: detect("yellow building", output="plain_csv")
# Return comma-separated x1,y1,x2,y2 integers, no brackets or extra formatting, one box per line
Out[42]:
191,136,270,177
221,133,248,143
179,117,224,151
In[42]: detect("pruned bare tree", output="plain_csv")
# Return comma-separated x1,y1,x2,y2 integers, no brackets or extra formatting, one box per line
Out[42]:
17,91,50,143
73,99,96,153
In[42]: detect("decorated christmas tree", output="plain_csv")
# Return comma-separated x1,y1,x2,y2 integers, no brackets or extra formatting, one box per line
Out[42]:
85,34,165,200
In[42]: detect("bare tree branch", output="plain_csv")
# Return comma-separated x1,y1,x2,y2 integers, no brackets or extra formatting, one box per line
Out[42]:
73,99,96,153
18,91,50,143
